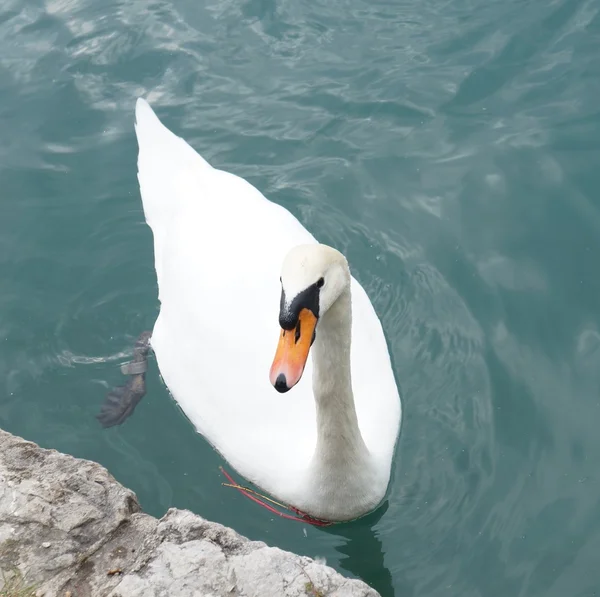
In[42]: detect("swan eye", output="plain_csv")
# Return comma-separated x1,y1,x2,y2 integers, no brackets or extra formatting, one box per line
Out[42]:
316,277,324,288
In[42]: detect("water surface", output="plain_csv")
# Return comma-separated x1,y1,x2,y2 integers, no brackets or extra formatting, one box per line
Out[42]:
2,0,600,595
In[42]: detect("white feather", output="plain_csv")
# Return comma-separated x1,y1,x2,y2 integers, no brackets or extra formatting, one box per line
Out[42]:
134,98,402,521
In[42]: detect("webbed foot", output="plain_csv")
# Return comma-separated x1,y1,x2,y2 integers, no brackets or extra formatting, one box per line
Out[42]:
96,331,152,428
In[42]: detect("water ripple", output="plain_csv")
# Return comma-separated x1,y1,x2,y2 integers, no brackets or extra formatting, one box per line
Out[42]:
1,0,600,595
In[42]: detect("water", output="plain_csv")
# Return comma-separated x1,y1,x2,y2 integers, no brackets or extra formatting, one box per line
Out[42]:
2,0,600,595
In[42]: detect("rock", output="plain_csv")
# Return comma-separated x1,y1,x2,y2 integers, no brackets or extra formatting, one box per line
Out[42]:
0,429,380,596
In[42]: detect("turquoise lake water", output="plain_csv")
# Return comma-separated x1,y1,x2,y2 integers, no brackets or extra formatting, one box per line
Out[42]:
2,0,600,595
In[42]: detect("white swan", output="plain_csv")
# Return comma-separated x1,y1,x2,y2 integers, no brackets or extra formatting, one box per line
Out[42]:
127,98,401,522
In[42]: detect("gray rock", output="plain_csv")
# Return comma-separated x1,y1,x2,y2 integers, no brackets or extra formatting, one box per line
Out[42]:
0,429,380,597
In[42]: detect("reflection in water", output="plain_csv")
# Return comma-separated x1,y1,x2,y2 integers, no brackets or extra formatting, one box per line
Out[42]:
323,504,396,597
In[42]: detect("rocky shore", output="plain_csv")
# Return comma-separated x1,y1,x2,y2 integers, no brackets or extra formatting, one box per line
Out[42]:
0,429,380,597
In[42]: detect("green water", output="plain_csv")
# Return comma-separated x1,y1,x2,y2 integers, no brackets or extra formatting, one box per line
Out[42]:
2,0,600,595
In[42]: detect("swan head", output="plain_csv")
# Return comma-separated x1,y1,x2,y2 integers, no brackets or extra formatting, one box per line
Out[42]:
269,243,350,393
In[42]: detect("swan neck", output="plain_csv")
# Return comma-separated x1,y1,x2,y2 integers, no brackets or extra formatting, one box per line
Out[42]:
311,289,368,464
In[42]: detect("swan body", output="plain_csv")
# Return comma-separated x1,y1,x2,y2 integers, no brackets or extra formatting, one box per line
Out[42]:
134,98,401,521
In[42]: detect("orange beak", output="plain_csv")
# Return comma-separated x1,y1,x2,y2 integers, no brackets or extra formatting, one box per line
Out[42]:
269,308,318,393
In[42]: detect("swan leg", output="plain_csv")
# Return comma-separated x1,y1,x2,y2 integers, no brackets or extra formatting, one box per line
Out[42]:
96,331,152,428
